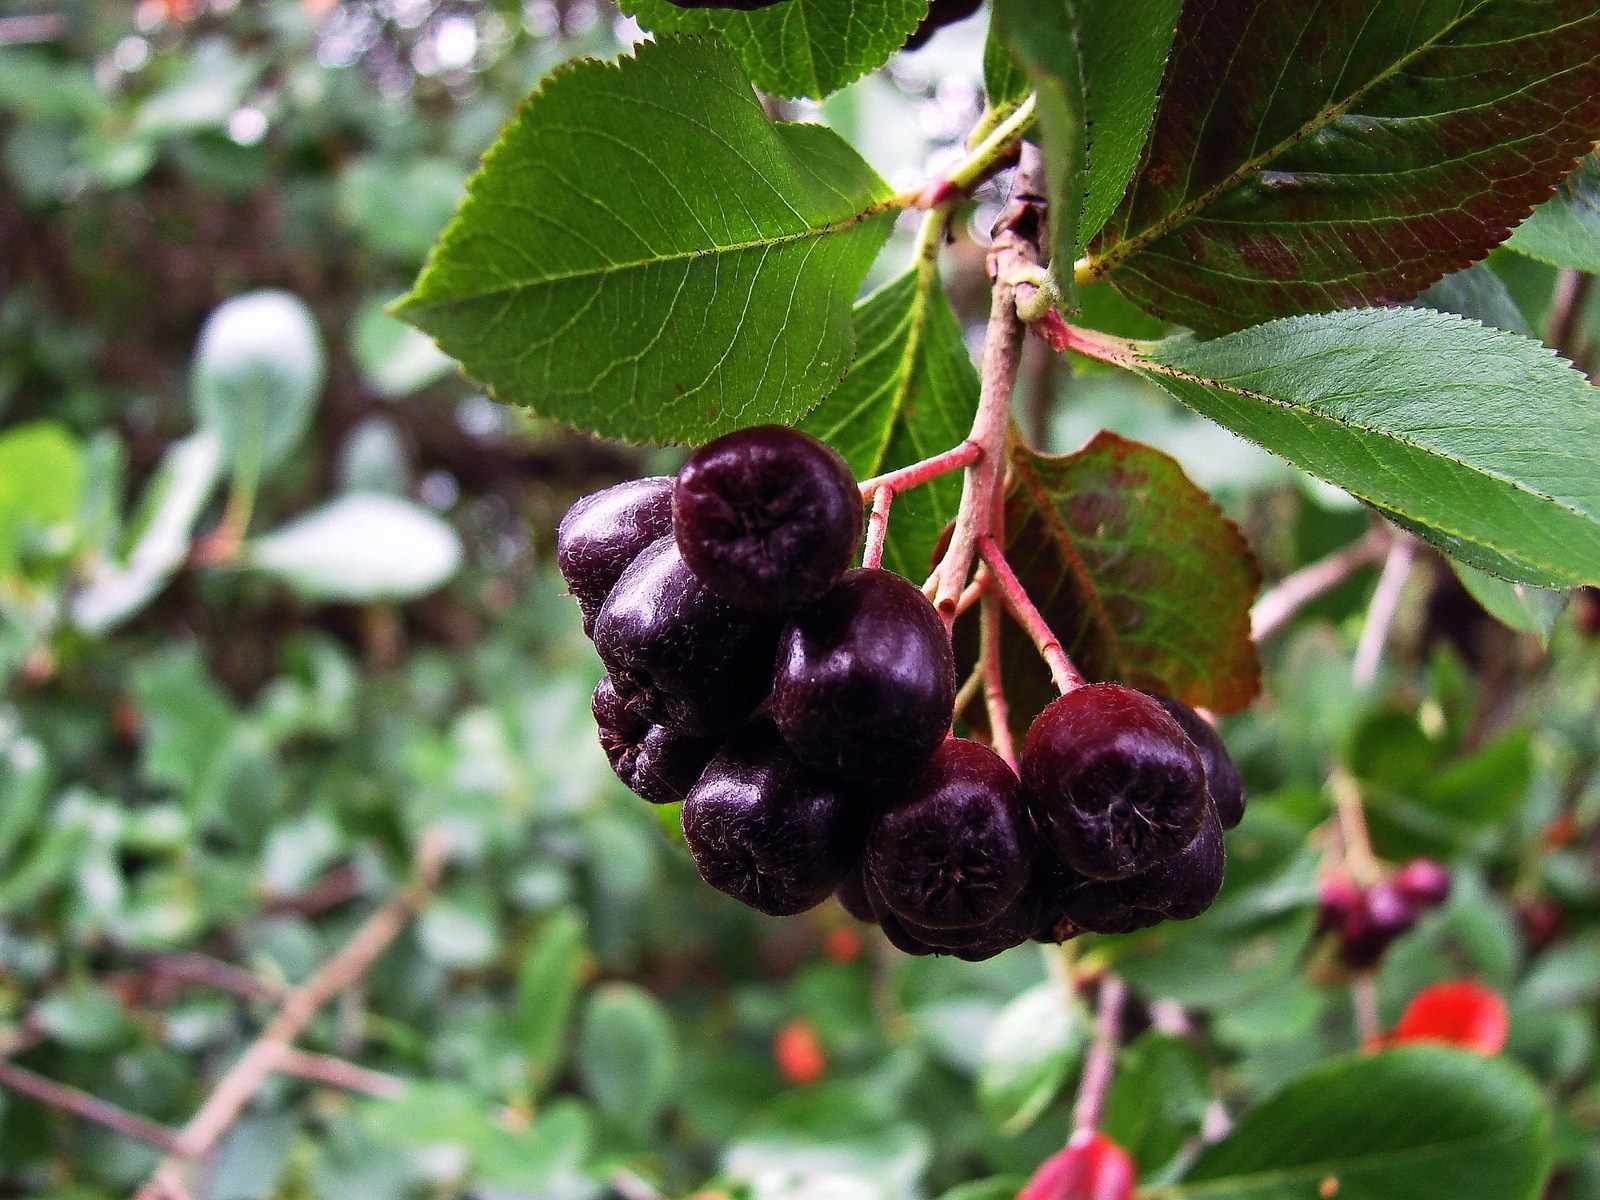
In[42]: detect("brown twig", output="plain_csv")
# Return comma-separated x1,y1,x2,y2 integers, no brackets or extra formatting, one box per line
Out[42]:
146,952,285,1003
1352,535,1418,688
276,1048,407,1098
134,827,450,1200
1071,973,1126,1137
0,1059,183,1153
1250,527,1391,642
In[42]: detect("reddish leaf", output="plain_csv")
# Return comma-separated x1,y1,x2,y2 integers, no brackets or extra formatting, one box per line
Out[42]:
972,433,1258,741
1086,0,1600,335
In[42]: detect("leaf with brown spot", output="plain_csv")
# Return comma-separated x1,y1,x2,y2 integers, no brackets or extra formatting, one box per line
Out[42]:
971,433,1259,741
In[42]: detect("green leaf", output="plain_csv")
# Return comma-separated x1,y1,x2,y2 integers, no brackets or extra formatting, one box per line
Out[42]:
1452,562,1566,647
395,37,896,445
338,157,467,268
623,0,925,100
131,646,236,801
351,294,457,398
515,908,588,1096
1174,1046,1550,1200
1413,262,1533,338
191,290,325,481
245,495,463,604
0,420,83,579
576,982,678,1137
1508,153,1600,273
1128,307,1600,588
976,981,1087,1134
1102,1031,1209,1176
984,432,1261,746
982,25,1030,110
799,260,978,580
1088,0,1600,334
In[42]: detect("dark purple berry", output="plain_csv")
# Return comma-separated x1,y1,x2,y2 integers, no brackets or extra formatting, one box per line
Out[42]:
862,874,938,957
681,723,867,917
557,477,674,634
592,538,781,736
1114,801,1225,920
1020,683,1209,881
1393,858,1452,909
772,568,955,784
1339,879,1419,969
1151,695,1246,830
593,676,719,804
674,426,863,614
1315,876,1362,938
835,866,877,925
866,738,1030,929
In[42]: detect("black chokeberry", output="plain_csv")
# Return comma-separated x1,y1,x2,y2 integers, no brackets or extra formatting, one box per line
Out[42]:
1393,858,1452,909
835,866,878,924
592,676,718,804
1339,879,1419,969
557,477,674,634
673,425,863,614
1020,683,1209,881
1151,695,1246,830
681,722,866,917
772,568,955,784
592,538,781,736
866,738,1030,930
1113,800,1225,921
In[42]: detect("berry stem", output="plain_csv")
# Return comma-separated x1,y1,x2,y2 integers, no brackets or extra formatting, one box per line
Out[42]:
862,486,893,570
1072,972,1126,1137
858,440,983,497
1352,972,1383,1049
1329,767,1381,887
1352,533,1419,688
1251,526,1392,642
978,534,1085,692
979,583,1019,770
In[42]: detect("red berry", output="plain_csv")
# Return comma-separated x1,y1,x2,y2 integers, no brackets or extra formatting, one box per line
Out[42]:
1391,980,1509,1055
774,1019,828,1085
1017,1132,1136,1200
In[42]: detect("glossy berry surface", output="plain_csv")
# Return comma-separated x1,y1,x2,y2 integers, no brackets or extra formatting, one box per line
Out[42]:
1017,1132,1137,1200
556,477,674,633
592,538,781,736
1152,694,1246,830
1091,799,1227,923
772,568,955,783
835,866,877,925
866,738,1030,929
681,723,866,917
1390,979,1509,1055
1020,683,1209,881
1393,858,1452,908
674,425,863,614
592,676,718,804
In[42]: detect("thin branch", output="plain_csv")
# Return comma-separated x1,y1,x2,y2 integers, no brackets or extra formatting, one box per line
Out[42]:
135,827,450,1200
858,441,981,496
862,486,893,571
146,953,285,1003
1071,973,1126,1137
979,587,1018,769
1251,528,1390,642
1545,268,1593,362
1328,768,1380,887
0,13,67,43
1352,535,1418,688
917,94,1036,207
978,535,1084,692
1352,972,1382,1049
276,1048,406,1099
0,1059,183,1153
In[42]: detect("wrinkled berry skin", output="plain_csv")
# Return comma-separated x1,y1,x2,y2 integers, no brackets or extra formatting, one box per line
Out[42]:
866,738,1030,929
1021,683,1209,881
1151,695,1246,830
1063,801,1226,932
772,568,955,784
681,723,866,917
674,426,863,614
593,538,781,737
557,478,674,634
592,676,718,804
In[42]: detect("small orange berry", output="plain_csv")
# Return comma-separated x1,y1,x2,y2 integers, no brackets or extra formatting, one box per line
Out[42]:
774,1019,827,1086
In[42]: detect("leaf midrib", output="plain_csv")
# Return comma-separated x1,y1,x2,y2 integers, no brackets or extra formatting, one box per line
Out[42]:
1086,0,1490,277
403,203,891,311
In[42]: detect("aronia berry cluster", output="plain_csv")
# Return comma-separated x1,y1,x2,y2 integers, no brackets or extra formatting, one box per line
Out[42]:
559,425,1246,959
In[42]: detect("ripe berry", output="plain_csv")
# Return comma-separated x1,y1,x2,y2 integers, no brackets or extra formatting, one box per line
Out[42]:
592,676,718,804
1339,879,1418,969
835,866,877,924
681,723,866,917
1392,858,1452,909
1391,979,1509,1055
592,538,781,736
866,738,1031,929
1020,684,1209,881
557,477,674,633
673,425,862,614
1017,1131,1137,1200
1115,800,1225,920
1151,695,1246,830
772,568,955,784
773,1019,828,1085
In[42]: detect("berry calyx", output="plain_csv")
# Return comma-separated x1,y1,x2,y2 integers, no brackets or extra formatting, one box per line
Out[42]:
592,676,718,804
673,425,863,614
1017,1132,1137,1200
1390,979,1509,1055
772,568,955,784
1020,683,1209,881
556,477,674,634
866,738,1031,929
592,538,781,736
681,722,865,917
